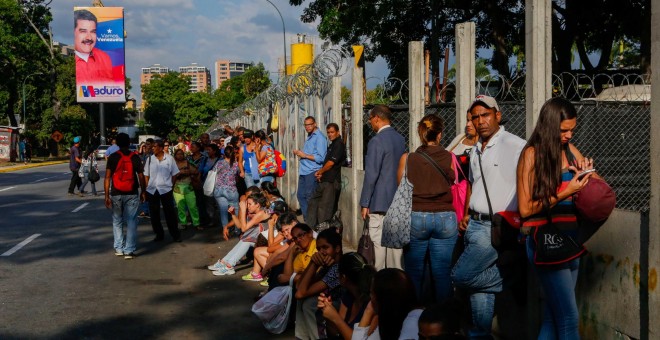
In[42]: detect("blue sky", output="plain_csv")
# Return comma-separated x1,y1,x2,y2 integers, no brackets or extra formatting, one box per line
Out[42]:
50,0,391,105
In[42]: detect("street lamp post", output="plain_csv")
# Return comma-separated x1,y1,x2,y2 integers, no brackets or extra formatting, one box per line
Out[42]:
265,0,287,76
22,72,42,135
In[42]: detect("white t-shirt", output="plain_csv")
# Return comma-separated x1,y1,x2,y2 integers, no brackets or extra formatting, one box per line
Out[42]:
144,153,180,195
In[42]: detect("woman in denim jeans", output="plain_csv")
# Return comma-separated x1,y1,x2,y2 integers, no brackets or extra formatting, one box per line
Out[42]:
212,146,240,229
517,97,597,339
397,114,457,303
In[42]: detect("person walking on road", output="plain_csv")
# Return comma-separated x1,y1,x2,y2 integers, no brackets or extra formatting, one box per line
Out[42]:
359,105,406,270
145,139,182,242
68,136,84,196
104,133,147,259
292,116,327,221
79,146,99,196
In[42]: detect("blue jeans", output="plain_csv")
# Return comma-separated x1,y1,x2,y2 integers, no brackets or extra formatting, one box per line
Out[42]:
451,219,502,339
213,187,239,227
259,175,274,184
244,172,257,189
404,211,458,303
111,194,139,253
527,238,580,340
297,173,319,220
222,240,254,266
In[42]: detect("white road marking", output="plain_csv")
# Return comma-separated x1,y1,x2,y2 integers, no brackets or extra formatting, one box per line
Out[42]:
1,234,41,256
0,186,16,192
32,176,58,183
71,203,89,213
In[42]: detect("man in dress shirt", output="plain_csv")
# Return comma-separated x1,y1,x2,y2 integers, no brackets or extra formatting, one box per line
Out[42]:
144,139,181,242
293,116,327,221
74,9,113,83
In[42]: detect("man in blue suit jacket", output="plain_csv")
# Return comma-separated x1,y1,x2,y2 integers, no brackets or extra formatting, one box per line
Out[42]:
359,105,406,270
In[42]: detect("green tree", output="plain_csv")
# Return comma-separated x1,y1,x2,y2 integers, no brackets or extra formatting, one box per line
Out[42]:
214,63,272,110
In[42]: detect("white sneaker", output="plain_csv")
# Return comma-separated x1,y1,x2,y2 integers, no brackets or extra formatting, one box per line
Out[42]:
212,266,235,276
207,261,224,271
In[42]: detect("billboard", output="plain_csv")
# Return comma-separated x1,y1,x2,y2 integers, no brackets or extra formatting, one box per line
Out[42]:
74,7,125,103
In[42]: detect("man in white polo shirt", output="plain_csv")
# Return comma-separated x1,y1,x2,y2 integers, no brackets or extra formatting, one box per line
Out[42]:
144,139,181,242
451,95,526,339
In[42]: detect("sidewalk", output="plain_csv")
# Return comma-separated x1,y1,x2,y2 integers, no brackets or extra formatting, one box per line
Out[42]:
0,159,68,173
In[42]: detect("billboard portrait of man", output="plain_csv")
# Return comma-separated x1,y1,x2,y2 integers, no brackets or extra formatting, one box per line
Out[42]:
74,9,113,83
74,6,126,103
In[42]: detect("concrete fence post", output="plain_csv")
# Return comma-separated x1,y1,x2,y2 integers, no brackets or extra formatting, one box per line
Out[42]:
648,0,660,336
525,0,552,138
455,22,476,135
351,67,364,171
409,41,425,151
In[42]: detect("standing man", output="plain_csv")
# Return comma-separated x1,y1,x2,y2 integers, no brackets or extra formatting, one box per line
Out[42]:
144,139,182,242
105,138,119,160
68,136,83,196
104,133,146,259
359,105,406,270
73,9,113,83
306,123,346,226
450,95,526,338
293,116,327,220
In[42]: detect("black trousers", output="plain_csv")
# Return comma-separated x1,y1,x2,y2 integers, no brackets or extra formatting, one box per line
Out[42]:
148,190,180,239
306,179,341,227
68,169,81,194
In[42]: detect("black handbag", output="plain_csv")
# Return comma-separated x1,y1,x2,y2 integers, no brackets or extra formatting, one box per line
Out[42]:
532,222,585,266
88,168,100,183
477,153,522,251
357,217,375,266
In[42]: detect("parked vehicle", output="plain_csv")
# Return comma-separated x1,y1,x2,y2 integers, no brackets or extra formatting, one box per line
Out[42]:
95,145,110,159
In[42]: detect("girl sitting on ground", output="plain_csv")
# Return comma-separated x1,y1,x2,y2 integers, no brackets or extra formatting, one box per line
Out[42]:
207,192,270,276
242,201,290,283
352,268,423,340
317,252,377,340
294,227,344,340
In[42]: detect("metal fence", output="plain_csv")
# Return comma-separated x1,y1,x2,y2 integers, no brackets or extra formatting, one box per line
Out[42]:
355,99,648,213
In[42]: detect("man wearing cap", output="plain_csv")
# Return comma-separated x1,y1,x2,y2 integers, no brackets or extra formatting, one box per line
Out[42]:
450,95,526,338
68,136,84,196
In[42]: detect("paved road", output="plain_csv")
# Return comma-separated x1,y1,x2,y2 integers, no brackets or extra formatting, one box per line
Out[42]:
0,163,292,339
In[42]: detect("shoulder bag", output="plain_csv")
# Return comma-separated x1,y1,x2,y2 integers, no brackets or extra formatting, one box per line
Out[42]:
418,151,468,222
564,144,615,244
203,158,221,197
357,217,375,266
381,154,413,249
477,152,522,252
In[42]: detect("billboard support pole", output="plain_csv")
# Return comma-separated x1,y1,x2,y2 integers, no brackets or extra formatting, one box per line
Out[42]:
100,103,106,145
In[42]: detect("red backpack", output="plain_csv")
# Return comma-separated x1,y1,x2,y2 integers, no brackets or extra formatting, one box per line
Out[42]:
113,152,135,192
274,150,286,177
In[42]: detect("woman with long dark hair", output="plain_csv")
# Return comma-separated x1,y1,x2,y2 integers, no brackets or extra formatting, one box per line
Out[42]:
351,268,422,340
517,97,596,339
318,252,377,340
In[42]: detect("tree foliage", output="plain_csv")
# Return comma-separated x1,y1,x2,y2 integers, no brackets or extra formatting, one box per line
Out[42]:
290,0,650,78
214,63,272,110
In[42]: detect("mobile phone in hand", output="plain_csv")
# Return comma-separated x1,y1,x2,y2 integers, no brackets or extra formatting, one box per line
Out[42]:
577,168,596,180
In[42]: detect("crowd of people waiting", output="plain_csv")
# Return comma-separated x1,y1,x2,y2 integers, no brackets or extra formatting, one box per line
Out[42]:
101,94,603,339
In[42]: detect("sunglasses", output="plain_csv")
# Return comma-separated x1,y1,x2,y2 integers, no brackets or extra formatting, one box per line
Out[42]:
164,144,170,147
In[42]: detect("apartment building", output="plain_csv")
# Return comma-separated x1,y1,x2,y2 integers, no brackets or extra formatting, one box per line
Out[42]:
139,64,170,110
179,63,212,93
214,60,253,89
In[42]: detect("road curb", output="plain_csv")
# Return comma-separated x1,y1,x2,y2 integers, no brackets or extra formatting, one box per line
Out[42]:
0,160,68,173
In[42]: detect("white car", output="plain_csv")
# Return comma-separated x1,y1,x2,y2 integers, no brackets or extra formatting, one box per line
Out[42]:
95,145,110,159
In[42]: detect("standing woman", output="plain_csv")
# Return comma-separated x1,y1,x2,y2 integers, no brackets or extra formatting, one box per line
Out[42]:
79,146,99,196
173,149,200,229
188,141,208,225
254,130,277,184
212,146,240,230
517,97,596,339
199,144,221,228
397,114,457,303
